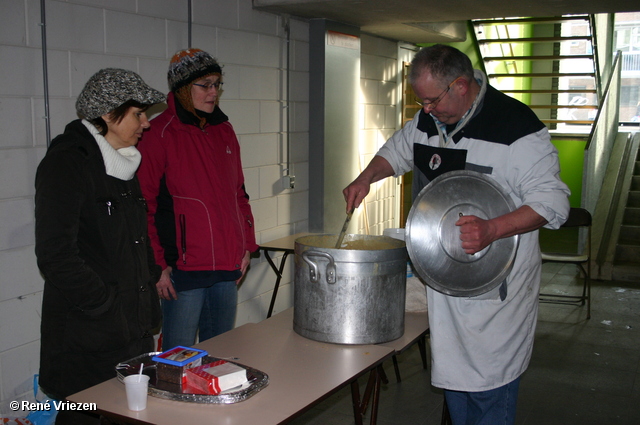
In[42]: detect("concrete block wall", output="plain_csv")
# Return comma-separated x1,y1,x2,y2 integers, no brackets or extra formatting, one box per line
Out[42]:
356,35,412,236
0,0,409,414
0,0,310,414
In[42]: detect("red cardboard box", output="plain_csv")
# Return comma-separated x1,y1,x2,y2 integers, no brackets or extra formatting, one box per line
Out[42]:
185,360,248,395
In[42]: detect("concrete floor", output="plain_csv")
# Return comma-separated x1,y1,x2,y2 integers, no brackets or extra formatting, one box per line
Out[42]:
287,262,640,425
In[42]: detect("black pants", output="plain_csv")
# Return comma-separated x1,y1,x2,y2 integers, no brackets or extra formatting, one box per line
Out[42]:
55,410,100,425
55,410,128,425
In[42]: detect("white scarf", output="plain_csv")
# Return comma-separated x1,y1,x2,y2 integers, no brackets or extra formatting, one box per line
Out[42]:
82,119,141,181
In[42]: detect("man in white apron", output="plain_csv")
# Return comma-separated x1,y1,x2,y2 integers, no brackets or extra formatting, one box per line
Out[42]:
343,44,570,425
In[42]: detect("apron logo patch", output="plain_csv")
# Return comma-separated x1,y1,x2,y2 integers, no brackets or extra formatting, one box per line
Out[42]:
429,154,442,170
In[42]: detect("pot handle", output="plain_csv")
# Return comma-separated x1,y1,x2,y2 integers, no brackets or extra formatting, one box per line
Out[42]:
302,251,337,284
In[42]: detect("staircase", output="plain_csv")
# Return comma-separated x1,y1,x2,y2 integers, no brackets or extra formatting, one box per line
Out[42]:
473,15,599,130
472,15,640,283
613,146,640,282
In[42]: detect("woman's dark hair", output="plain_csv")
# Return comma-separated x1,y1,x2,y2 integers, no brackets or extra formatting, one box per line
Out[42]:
88,99,150,136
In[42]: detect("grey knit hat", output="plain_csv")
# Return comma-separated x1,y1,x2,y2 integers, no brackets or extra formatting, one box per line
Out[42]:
76,68,166,120
167,48,222,92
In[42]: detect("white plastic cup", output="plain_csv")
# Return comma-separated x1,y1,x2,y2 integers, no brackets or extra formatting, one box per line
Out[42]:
124,374,150,411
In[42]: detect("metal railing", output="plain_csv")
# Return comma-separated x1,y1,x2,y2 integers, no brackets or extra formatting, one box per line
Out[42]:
621,50,640,72
583,50,624,268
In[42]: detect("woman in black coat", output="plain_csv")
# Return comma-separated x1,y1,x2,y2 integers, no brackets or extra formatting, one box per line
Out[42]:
35,68,165,424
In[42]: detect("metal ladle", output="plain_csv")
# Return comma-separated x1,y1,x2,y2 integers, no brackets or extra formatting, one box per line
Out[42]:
335,209,354,249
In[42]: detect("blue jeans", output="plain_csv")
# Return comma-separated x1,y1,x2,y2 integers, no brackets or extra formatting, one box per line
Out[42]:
444,377,520,425
161,280,237,351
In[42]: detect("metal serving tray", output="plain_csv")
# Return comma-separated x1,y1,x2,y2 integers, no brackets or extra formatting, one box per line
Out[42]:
116,352,269,404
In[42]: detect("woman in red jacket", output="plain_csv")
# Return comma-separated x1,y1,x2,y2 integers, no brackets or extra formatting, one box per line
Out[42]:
137,49,258,351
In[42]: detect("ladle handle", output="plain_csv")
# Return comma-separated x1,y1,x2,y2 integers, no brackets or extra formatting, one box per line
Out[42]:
335,210,354,249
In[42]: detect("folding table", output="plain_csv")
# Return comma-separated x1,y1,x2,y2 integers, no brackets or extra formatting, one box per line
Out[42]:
68,311,393,425
259,232,309,317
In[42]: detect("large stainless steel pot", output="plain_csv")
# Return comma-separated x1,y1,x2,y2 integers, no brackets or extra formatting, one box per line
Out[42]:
293,234,407,344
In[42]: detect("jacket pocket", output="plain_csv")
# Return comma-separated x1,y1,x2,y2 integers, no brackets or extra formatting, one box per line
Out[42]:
63,292,131,353
140,280,162,332
172,197,214,268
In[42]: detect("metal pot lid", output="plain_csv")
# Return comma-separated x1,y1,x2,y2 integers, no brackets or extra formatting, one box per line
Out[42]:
405,170,519,297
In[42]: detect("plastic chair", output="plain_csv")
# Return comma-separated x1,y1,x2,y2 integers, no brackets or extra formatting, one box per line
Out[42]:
539,207,592,319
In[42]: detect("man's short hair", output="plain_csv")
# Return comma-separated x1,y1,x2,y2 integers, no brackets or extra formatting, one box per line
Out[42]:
409,44,474,86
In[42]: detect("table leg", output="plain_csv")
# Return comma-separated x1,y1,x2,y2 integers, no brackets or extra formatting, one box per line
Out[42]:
264,250,290,318
350,380,364,425
392,355,401,382
361,363,389,414
419,334,428,370
350,366,384,425
369,366,382,425
360,369,376,415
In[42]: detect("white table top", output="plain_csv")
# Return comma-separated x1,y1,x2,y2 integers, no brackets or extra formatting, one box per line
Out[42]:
259,232,311,252
68,313,394,425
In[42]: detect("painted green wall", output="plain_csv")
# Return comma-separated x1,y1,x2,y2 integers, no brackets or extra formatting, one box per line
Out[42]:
551,139,586,207
541,139,584,252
